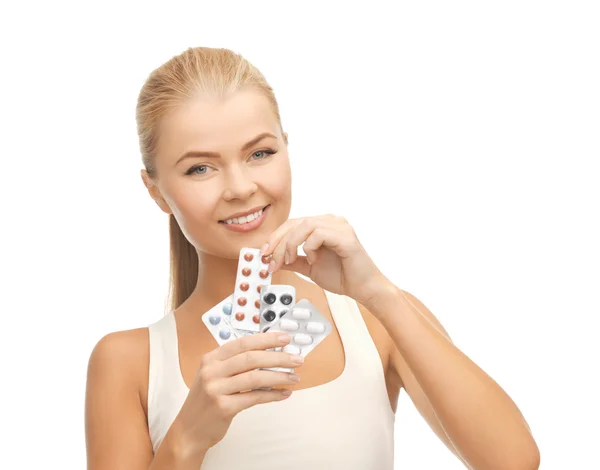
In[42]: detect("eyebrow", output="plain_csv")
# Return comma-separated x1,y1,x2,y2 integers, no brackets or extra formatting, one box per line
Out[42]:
175,132,278,166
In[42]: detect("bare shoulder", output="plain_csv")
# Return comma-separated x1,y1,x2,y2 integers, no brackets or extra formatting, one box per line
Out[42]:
90,327,149,355
87,327,151,414
86,328,153,469
87,328,150,390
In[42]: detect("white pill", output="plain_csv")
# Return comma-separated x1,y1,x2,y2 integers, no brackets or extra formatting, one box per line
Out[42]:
306,322,325,334
280,319,299,331
282,344,301,355
292,307,311,320
294,333,313,345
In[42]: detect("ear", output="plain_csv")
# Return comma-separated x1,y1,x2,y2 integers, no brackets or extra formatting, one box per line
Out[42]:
140,169,173,215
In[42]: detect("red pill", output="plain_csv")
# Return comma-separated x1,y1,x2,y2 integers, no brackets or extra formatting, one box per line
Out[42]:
257,285,263,293
240,282,249,291
259,269,269,279
244,252,254,262
253,314,260,324
242,267,251,276
261,255,270,264
235,313,245,321
254,300,260,308
237,297,247,306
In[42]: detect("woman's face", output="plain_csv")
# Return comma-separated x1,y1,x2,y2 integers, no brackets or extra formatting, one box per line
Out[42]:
143,89,292,260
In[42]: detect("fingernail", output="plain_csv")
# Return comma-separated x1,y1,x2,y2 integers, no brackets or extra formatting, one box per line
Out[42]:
290,354,304,364
289,374,300,381
278,334,291,343
260,243,269,255
284,252,290,265
268,259,276,273
281,389,292,396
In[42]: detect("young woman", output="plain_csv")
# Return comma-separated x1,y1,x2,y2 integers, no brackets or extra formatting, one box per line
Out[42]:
85,47,540,470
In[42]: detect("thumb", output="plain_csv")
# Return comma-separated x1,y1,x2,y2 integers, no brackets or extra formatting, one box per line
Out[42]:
280,255,311,277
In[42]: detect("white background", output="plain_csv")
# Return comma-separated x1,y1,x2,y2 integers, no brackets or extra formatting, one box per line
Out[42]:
1,1,598,468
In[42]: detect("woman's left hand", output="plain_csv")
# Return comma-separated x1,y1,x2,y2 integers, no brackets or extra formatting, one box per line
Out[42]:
261,214,390,307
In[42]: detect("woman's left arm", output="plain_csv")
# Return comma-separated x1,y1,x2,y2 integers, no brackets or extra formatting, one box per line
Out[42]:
262,214,541,470
363,283,540,470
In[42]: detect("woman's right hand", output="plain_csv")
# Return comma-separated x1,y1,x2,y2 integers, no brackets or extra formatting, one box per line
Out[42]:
171,332,304,456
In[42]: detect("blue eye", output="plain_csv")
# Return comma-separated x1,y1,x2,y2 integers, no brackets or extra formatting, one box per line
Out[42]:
185,165,209,176
251,149,276,160
185,149,276,177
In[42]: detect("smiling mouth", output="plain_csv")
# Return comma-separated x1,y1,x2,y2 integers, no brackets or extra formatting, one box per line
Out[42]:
218,205,270,224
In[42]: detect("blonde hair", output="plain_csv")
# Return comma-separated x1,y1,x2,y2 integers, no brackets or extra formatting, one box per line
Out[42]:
135,47,284,313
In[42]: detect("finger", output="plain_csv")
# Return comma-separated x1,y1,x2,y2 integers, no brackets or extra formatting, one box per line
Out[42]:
228,388,293,415
283,219,318,266
212,331,292,362
217,369,300,395
221,349,304,377
280,255,311,277
272,219,326,272
270,220,312,272
261,214,333,258
261,218,304,258
302,227,340,261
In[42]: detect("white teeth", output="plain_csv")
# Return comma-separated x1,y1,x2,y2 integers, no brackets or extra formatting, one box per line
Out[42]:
224,208,264,225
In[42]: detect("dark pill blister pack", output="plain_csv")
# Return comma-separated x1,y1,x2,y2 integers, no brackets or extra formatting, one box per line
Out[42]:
259,284,296,333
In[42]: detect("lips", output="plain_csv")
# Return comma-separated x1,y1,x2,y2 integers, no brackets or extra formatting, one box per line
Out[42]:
218,205,270,224
219,204,270,232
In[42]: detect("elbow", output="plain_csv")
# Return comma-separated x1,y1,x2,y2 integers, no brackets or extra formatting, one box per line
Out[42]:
524,446,541,470
503,443,541,470
521,435,541,470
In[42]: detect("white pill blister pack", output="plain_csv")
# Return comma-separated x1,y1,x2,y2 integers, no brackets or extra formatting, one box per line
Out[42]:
201,294,238,346
266,299,333,357
259,285,296,333
230,247,272,333
259,298,333,377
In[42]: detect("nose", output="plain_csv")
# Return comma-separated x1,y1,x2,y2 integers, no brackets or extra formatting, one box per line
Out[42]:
222,164,257,201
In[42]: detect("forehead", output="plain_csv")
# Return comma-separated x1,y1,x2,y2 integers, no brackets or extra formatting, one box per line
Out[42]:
157,89,278,158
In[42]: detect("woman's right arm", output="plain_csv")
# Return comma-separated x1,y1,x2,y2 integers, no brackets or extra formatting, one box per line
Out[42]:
85,329,207,470
86,328,302,469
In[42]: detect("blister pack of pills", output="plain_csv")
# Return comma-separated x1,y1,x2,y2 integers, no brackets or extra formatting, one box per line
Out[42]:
266,299,333,357
258,298,332,377
259,284,296,333
201,294,239,346
200,247,334,391
230,247,272,333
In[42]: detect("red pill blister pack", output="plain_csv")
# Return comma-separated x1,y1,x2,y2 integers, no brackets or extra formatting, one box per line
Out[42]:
230,247,273,333
201,294,239,346
259,284,296,333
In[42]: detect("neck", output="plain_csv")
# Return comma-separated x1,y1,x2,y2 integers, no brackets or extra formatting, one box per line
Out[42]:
182,250,302,315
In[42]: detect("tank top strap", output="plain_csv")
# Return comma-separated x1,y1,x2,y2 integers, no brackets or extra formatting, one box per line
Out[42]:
147,311,187,452
323,290,384,374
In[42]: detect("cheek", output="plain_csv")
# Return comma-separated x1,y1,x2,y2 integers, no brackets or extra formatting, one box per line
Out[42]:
166,181,217,227
262,155,292,199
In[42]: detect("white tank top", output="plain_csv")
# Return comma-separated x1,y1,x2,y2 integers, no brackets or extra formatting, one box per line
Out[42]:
147,289,396,469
